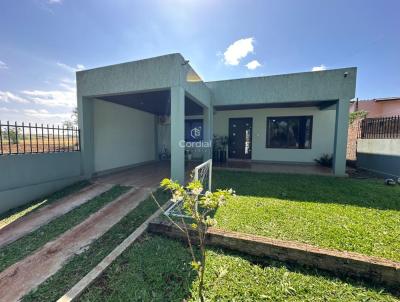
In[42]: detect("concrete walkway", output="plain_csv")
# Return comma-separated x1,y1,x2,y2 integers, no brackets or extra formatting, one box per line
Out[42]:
0,183,113,249
0,187,151,302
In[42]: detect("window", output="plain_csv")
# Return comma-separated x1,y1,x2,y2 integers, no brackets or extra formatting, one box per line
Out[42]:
185,119,203,142
266,116,312,149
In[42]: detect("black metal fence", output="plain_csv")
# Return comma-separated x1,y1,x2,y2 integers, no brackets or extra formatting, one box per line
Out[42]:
0,121,80,155
359,116,400,139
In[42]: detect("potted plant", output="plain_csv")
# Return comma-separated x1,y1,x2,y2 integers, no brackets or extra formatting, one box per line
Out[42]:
219,136,228,163
185,149,193,161
212,135,228,163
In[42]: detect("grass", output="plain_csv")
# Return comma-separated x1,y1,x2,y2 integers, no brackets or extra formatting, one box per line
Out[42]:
0,185,129,272
79,235,398,301
212,171,400,261
22,190,170,302
0,181,89,229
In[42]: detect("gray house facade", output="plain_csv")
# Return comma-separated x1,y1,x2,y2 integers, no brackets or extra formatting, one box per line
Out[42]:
77,53,356,183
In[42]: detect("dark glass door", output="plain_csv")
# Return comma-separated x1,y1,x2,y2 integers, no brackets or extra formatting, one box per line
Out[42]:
228,118,253,159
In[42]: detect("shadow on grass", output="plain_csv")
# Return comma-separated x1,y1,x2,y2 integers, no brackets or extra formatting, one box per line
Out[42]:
79,235,197,302
212,170,400,211
79,235,398,301
0,181,90,227
214,246,400,298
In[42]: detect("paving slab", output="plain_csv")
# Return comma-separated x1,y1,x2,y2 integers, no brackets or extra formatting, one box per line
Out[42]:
0,183,113,249
0,187,151,302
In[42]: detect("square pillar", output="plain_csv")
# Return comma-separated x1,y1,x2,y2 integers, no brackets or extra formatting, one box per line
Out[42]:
170,86,185,184
203,106,213,160
333,99,350,176
78,95,94,179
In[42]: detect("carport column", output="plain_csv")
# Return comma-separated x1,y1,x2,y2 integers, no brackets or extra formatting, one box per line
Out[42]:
170,86,185,184
78,95,94,179
203,106,213,160
333,99,350,176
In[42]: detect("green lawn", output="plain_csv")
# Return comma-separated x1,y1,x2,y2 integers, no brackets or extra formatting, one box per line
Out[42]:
0,181,89,229
212,171,400,261
79,235,398,302
0,185,129,272
22,190,170,302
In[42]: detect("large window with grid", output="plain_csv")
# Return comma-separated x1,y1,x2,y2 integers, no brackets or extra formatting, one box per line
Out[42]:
266,116,313,149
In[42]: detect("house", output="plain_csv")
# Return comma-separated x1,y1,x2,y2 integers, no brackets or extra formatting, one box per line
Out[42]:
347,97,400,160
76,53,356,183
350,97,400,118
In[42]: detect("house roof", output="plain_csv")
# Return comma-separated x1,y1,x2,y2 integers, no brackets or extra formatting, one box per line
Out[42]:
352,97,400,103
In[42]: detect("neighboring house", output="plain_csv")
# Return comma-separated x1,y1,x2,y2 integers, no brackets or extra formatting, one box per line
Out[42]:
347,97,400,160
349,97,400,117
76,53,356,182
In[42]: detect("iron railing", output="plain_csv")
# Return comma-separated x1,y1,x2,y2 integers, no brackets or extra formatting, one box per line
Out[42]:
0,121,80,155
359,116,400,139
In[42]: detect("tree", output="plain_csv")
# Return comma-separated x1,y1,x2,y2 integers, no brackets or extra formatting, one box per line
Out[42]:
157,179,235,302
62,107,78,128
1,127,21,144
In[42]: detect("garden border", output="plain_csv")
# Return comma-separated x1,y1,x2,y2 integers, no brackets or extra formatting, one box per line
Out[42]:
148,219,400,291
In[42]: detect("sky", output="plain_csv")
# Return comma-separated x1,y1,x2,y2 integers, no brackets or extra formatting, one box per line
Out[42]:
0,0,399,125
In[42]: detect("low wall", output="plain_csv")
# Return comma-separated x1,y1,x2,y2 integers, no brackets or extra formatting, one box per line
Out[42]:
149,220,400,291
357,139,400,178
0,152,82,214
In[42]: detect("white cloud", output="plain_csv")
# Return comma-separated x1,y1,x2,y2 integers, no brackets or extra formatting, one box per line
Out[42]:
245,60,262,70
23,109,70,119
0,91,30,103
21,86,76,108
0,107,18,113
19,77,76,108
223,37,255,65
0,60,8,69
57,62,85,72
312,64,327,72
76,64,85,70
48,0,62,4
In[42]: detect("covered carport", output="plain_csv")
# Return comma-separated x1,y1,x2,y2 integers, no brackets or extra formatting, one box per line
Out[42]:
77,53,212,184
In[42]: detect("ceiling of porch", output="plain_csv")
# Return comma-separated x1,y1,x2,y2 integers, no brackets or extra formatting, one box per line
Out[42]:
99,89,204,116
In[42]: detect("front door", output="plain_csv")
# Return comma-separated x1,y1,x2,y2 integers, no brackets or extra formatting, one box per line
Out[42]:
228,118,253,159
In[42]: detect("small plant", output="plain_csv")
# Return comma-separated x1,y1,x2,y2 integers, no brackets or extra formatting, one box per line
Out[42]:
349,110,368,124
157,178,235,302
314,154,333,167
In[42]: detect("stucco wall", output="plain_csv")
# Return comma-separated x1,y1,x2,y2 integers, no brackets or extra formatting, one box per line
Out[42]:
93,99,156,173
207,68,356,106
357,139,400,177
0,152,81,214
213,107,335,163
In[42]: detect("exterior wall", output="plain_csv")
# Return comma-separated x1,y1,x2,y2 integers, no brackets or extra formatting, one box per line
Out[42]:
347,119,361,160
382,101,400,117
93,99,156,173
213,107,335,163
207,68,356,106
77,54,182,97
0,153,81,214
357,139,400,178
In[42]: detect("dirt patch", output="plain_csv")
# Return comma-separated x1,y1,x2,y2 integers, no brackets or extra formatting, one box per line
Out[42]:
0,188,151,302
